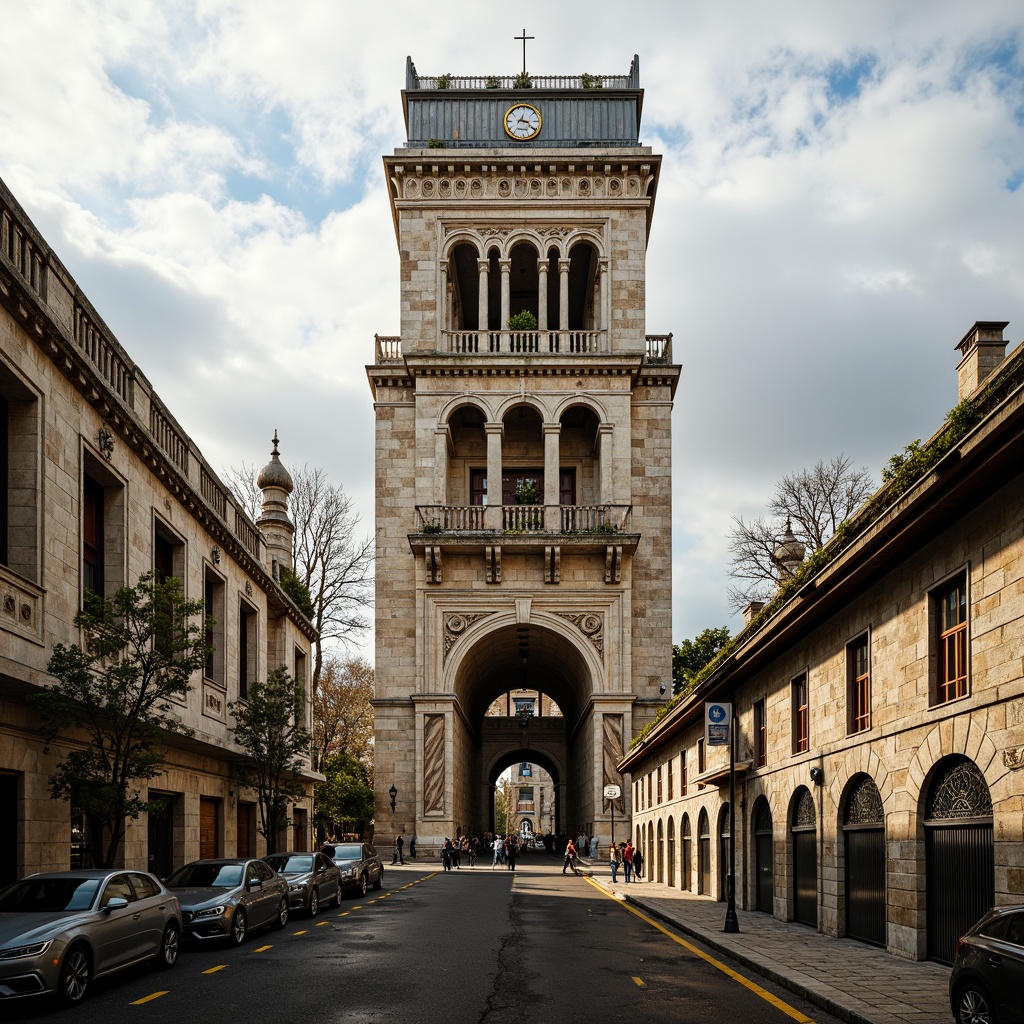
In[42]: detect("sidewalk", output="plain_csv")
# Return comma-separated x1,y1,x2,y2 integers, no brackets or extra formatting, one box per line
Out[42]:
579,860,950,1024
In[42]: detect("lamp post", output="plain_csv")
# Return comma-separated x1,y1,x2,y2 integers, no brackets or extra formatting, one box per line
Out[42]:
388,784,397,813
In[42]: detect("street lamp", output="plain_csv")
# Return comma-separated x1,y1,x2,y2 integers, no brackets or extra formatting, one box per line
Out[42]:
388,784,397,813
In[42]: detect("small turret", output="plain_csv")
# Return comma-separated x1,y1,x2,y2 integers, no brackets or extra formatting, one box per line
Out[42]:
772,519,806,585
257,431,294,579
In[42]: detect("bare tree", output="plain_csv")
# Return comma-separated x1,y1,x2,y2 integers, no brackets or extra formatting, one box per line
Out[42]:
227,462,374,693
313,654,374,773
728,455,873,611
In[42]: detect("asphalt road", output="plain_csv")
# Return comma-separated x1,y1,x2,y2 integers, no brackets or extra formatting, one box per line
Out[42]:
7,856,843,1023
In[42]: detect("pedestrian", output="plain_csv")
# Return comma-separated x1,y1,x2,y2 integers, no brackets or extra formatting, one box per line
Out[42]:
410,834,417,860
563,838,579,875
452,838,461,869
441,838,452,871
609,842,622,883
392,835,405,864
492,836,502,868
623,841,634,883
507,837,518,872
633,845,644,882
590,834,600,858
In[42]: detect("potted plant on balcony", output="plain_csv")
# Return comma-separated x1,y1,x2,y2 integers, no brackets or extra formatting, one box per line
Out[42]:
507,309,538,352
513,480,542,530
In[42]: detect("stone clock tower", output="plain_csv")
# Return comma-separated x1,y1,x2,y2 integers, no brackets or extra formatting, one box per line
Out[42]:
367,56,679,854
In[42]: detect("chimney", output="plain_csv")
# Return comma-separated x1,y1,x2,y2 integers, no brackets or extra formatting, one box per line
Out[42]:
742,600,766,627
956,321,1009,401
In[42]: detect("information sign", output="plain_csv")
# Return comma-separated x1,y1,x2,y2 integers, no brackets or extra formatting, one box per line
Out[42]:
705,701,732,747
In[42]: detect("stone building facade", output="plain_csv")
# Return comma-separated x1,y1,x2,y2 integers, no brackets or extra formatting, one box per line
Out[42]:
367,57,679,856
620,321,1024,964
0,178,318,885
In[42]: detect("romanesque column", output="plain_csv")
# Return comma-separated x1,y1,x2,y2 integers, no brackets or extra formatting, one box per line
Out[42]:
439,258,449,338
543,422,561,531
599,258,610,351
500,259,511,340
485,421,504,530
558,258,571,333
434,426,450,506
477,258,490,339
598,423,615,504
537,258,549,334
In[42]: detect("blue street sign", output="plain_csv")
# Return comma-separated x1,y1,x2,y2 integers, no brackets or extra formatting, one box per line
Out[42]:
705,701,732,746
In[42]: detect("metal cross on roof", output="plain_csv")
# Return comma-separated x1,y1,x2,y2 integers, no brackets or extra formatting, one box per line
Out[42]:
514,28,534,73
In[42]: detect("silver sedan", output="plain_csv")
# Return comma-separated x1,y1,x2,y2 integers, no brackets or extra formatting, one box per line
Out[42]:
0,869,181,1006
263,852,341,916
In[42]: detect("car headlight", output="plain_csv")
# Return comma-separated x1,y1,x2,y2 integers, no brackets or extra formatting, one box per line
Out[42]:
346,867,359,878
0,940,52,959
288,884,306,893
193,905,228,919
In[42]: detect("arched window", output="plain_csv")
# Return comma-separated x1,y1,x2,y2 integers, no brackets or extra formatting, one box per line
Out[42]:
667,816,675,888
843,774,885,946
697,808,710,895
682,814,692,892
790,787,817,927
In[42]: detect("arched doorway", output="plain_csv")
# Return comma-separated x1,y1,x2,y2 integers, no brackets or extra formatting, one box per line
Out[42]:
667,817,675,888
656,819,664,883
753,796,773,913
791,787,817,927
925,756,993,965
646,821,654,881
718,803,731,902
682,814,692,892
843,774,886,947
697,808,711,895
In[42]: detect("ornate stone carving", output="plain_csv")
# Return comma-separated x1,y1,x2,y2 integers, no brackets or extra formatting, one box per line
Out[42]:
554,612,603,653
423,714,445,814
792,788,816,829
402,172,646,203
98,426,115,460
1003,747,1024,770
926,757,993,820
443,612,492,659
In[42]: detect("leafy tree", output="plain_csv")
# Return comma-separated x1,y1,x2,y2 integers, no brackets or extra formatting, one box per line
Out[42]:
36,573,209,867
493,774,515,834
312,655,374,773
229,668,312,855
227,463,373,694
672,627,731,696
728,454,873,610
314,751,375,840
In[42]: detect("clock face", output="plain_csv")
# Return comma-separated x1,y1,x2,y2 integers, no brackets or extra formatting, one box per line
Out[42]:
504,103,541,141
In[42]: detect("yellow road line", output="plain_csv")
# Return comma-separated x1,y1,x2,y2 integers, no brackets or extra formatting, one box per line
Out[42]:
293,929,308,935
338,911,349,917
316,920,329,927
632,977,645,987
202,965,227,974
584,878,814,1023
131,991,169,1004
252,944,273,952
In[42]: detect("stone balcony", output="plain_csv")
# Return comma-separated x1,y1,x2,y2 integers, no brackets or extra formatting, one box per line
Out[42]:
374,333,672,364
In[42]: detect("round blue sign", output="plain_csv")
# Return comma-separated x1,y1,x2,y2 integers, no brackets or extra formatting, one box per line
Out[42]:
708,704,727,723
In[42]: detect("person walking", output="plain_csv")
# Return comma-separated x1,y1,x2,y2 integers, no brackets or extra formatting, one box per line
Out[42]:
563,838,579,875
507,836,518,872
409,834,417,860
622,841,634,883
633,844,644,882
392,835,405,864
609,842,622,883
492,836,503,868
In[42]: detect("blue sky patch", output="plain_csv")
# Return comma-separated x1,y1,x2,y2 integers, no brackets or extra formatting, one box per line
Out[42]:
826,54,877,104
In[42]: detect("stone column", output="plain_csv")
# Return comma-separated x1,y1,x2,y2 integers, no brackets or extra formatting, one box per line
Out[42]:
439,258,449,335
543,422,561,530
477,258,490,335
537,258,549,332
434,426,450,505
598,423,615,503
599,258,610,348
485,421,504,530
500,259,511,334
558,258,571,332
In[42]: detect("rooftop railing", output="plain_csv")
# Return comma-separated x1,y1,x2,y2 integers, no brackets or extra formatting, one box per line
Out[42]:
416,504,633,535
373,334,673,365
406,55,640,92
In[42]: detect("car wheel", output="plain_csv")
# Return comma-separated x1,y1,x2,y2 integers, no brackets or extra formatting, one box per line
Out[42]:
155,922,180,969
954,982,996,1024
359,873,368,897
372,870,383,891
58,945,91,1005
329,885,341,908
272,897,288,929
230,907,248,946
308,888,319,917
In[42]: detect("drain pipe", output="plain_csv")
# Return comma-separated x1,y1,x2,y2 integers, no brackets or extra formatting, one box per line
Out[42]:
810,760,825,933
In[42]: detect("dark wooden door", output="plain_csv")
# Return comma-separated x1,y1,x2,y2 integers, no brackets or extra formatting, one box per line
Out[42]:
147,795,175,879
756,832,773,912
237,803,254,858
793,830,817,926
199,798,218,860
846,828,886,946
926,823,994,964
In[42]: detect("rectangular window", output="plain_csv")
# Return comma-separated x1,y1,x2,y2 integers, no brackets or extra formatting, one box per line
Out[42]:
0,394,7,567
0,366,41,582
470,468,487,506
82,473,104,597
657,766,663,804
754,698,767,767
667,758,674,800
559,468,576,505
681,750,687,795
520,762,532,777
697,739,705,789
647,772,653,806
238,598,257,701
294,648,308,728
81,455,124,605
935,574,968,703
792,674,809,753
502,470,543,506
847,634,871,734
204,568,225,684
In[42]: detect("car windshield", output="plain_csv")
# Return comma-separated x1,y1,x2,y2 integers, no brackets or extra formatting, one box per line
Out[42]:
0,877,101,912
332,845,363,861
166,863,244,888
265,855,313,873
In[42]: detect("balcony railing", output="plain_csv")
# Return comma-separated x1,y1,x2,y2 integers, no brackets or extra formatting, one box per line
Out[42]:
444,329,605,356
406,56,640,92
416,504,632,535
373,335,673,364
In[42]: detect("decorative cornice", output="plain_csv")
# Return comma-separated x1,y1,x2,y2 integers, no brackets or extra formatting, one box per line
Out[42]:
554,611,604,654
443,611,494,659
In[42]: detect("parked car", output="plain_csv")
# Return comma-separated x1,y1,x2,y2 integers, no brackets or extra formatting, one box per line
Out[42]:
323,843,383,897
0,869,181,1006
263,852,341,916
165,858,288,946
949,904,1024,1024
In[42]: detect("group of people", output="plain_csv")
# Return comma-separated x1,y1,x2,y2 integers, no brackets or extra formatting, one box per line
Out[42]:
391,835,416,864
608,841,644,883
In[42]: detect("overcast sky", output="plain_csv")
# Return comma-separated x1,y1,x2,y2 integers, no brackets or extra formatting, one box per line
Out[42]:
2,1,1023,660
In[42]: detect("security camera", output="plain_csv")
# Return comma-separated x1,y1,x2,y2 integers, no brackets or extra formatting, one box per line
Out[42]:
659,682,666,695
809,765,824,785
